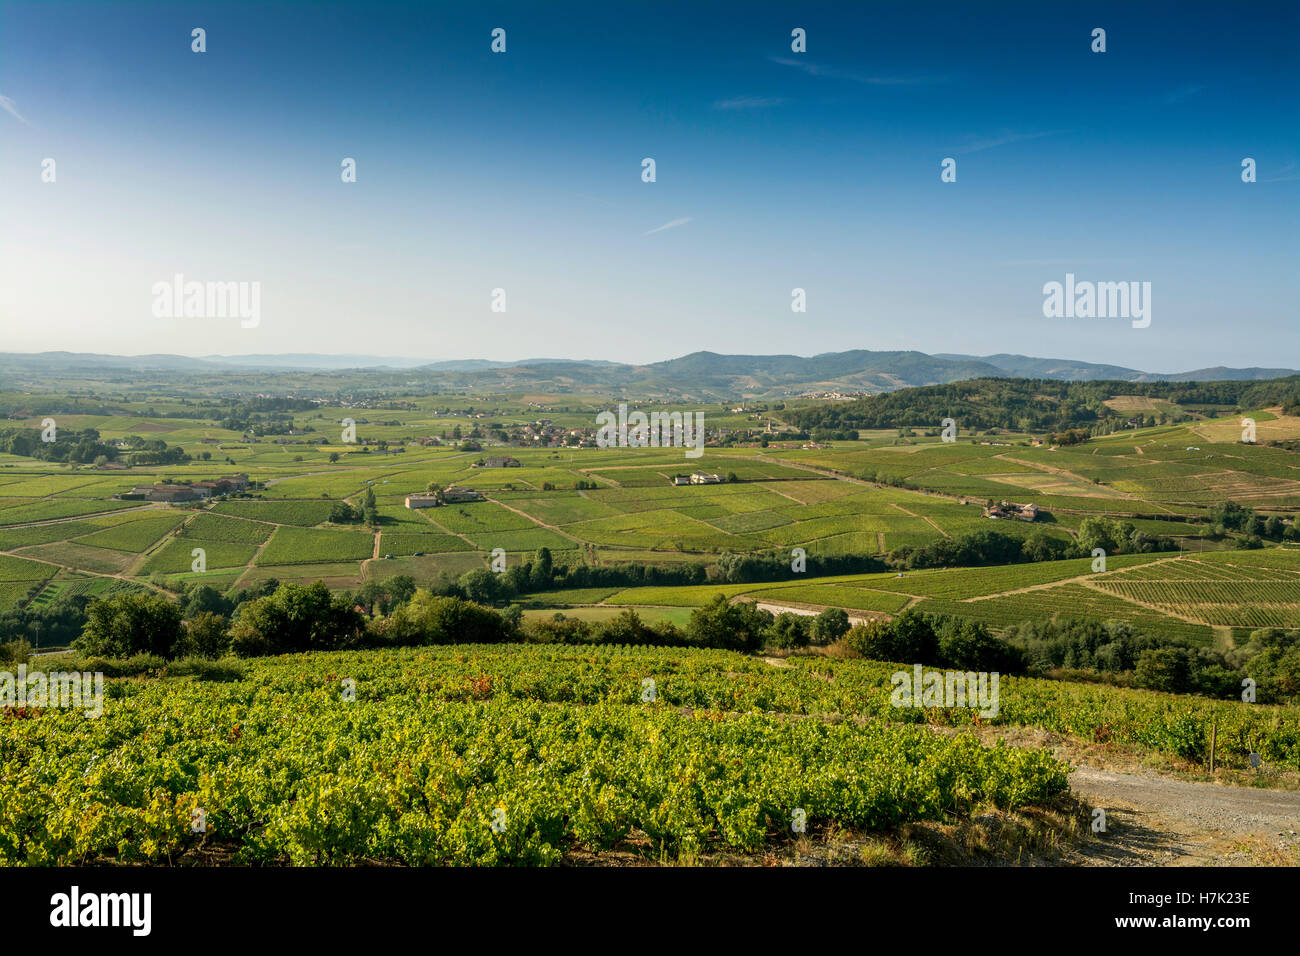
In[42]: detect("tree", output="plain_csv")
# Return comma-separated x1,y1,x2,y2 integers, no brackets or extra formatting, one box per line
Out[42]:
598,608,650,644
1021,530,1072,563
891,608,940,663
77,592,184,658
361,487,379,527
228,582,364,656
329,452,341,463
936,618,1024,671
379,591,513,645
1078,516,1133,556
459,568,503,605
182,584,233,620
358,580,388,617
766,612,811,649
1207,500,1252,531
329,500,360,523
386,575,417,607
810,607,850,644
686,595,772,651
843,620,896,661
1134,647,1193,694
530,547,554,590
179,611,230,658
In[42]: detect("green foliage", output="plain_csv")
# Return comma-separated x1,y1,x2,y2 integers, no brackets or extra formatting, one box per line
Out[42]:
0,645,1073,865
686,595,773,652
76,592,184,658
377,591,514,646
787,375,1300,433
810,607,850,644
765,612,811,650
844,608,1026,673
177,611,231,659
229,582,365,656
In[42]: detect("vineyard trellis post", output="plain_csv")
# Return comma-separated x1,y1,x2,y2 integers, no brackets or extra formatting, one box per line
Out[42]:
1208,718,1217,774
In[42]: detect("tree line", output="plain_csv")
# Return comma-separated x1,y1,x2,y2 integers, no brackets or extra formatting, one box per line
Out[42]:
785,376,1300,433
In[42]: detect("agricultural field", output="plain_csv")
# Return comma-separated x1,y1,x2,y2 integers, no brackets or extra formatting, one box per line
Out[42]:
2,643,1294,866
0,392,1294,649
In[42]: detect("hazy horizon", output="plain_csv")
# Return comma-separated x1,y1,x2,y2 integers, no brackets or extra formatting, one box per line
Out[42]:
2,0,1297,367
2,345,1297,378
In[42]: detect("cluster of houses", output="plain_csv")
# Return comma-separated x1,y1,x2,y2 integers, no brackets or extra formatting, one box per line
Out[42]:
670,471,724,486
983,501,1039,522
405,487,483,509
474,456,521,468
118,474,249,503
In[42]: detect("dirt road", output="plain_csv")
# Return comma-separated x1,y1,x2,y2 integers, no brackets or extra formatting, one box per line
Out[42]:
964,725,1300,866
1066,764,1300,866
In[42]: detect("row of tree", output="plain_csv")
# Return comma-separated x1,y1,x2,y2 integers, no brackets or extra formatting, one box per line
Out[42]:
16,573,1299,704
888,522,1177,572
1005,618,1300,703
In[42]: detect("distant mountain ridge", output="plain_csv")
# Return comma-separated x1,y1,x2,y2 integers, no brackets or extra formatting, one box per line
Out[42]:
0,349,1295,399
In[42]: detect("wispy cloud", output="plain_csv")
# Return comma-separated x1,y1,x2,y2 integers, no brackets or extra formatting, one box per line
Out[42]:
1151,84,1206,105
1261,161,1299,183
712,95,789,110
0,94,29,125
954,129,1064,154
999,257,1137,266
769,56,948,86
642,217,692,236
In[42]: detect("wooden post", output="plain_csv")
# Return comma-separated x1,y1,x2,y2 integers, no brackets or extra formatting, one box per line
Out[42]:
1209,719,1217,774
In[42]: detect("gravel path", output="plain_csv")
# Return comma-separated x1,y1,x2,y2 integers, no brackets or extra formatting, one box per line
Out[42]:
1067,764,1300,866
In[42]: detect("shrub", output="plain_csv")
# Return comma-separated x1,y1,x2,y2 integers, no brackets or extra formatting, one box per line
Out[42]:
164,657,248,682
765,612,811,650
0,640,33,666
378,590,514,646
686,595,773,652
176,611,231,659
228,582,365,656
76,593,184,659
810,607,850,644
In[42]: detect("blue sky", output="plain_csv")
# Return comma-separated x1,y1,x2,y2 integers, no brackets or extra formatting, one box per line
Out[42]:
1,0,1296,371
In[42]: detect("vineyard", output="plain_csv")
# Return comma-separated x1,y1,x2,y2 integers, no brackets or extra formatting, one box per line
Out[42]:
2,643,1296,865
1093,554,1300,628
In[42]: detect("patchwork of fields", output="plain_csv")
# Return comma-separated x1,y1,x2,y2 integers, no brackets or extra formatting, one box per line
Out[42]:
0,403,1296,643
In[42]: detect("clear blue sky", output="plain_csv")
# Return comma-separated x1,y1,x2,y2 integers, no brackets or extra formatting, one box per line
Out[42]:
1,0,1296,371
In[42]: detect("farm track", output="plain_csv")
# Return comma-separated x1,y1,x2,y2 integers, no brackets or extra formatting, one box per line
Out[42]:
959,555,1185,603
231,534,275,589
924,724,1300,865
487,496,588,547
994,455,1138,500
416,508,485,550
1076,579,1220,628
122,512,192,577
754,601,883,624
2,550,172,598
889,502,949,537
1067,765,1300,865
0,503,160,528
753,453,1192,520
